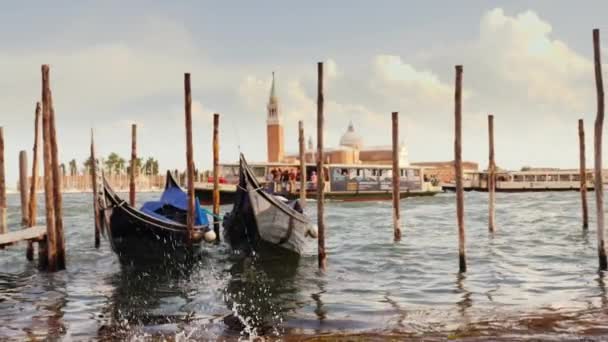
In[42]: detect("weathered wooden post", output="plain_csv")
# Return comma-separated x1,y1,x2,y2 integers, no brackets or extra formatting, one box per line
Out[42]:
0,127,5,235
184,73,194,244
454,65,467,273
392,112,401,242
593,29,607,270
298,120,306,205
42,65,58,271
19,151,29,227
19,151,33,260
28,103,41,262
579,119,589,229
130,124,137,207
91,129,101,248
213,113,220,240
488,114,496,233
47,66,66,270
317,62,327,270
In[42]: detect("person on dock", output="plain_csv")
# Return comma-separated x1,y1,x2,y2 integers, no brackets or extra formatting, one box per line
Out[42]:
281,169,289,193
289,168,297,193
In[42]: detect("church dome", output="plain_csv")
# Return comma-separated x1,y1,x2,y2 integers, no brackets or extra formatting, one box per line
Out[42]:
339,122,363,149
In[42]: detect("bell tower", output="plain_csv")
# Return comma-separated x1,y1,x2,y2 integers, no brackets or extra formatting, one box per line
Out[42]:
267,72,284,162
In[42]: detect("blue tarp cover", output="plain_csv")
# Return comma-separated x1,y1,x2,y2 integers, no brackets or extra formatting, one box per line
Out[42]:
140,183,209,225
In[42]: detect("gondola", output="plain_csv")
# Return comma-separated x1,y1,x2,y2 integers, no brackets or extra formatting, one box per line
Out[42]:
99,170,216,264
222,154,317,255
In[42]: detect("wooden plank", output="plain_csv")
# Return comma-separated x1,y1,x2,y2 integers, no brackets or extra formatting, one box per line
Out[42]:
0,226,47,247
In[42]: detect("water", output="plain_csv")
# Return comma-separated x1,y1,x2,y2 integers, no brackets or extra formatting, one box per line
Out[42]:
2,191,608,340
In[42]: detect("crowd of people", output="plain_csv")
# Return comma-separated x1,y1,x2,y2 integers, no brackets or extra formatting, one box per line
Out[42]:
266,168,317,193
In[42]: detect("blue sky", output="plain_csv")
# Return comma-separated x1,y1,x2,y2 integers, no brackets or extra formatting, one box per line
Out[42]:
1,1,608,187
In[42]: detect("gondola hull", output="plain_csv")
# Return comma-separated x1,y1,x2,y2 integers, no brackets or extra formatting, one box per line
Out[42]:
100,173,212,265
223,155,316,255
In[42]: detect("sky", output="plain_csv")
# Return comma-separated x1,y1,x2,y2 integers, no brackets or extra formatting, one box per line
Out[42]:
2,1,608,188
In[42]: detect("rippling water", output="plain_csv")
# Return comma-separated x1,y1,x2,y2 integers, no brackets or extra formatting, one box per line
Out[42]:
2,190,608,340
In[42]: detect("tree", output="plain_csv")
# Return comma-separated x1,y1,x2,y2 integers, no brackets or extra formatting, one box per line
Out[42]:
126,157,143,176
115,157,126,175
83,156,95,174
105,153,121,175
69,159,77,176
143,157,160,175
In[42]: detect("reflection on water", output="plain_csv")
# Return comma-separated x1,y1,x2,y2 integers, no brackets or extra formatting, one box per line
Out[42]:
3,191,608,339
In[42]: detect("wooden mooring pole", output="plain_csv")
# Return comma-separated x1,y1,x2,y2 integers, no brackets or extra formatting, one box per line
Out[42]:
488,114,496,233
392,112,401,242
184,73,194,245
28,103,41,261
579,119,589,229
0,127,5,235
213,113,220,241
298,120,306,206
130,124,137,207
19,151,33,259
91,129,101,248
47,66,66,270
317,62,327,270
454,65,467,273
593,29,607,270
42,65,58,271
19,151,29,227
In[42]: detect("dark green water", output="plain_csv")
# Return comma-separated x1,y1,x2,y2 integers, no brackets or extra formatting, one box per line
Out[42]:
1,191,608,340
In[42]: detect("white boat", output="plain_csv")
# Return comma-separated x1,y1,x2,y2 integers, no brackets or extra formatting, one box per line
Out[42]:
443,169,595,192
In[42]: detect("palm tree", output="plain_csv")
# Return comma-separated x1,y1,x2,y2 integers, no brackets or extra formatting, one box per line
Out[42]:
105,153,121,175
69,159,77,176
129,157,143,176
83,156,97,175
115,157,126,175
152,159,159,175
143,157,160,175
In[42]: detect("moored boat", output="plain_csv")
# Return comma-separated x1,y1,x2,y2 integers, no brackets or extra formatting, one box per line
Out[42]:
99,170,216,264
222,155,317,255
442,169,596,192
196,162,441,204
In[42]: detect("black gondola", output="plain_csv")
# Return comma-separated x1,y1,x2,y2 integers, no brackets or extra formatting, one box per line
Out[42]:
222,154,317,255
99,170,216,264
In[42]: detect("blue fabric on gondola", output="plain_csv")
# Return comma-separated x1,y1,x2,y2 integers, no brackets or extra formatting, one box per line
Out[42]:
160,183,189,211
139,180,209,225
195,198,209,226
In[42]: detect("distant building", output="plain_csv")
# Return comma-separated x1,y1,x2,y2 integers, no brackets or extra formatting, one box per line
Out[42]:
266,72,284,162
265,73,477,183
267,73,408,166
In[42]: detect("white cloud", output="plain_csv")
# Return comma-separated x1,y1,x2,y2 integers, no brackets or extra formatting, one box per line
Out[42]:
3,6,608,188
